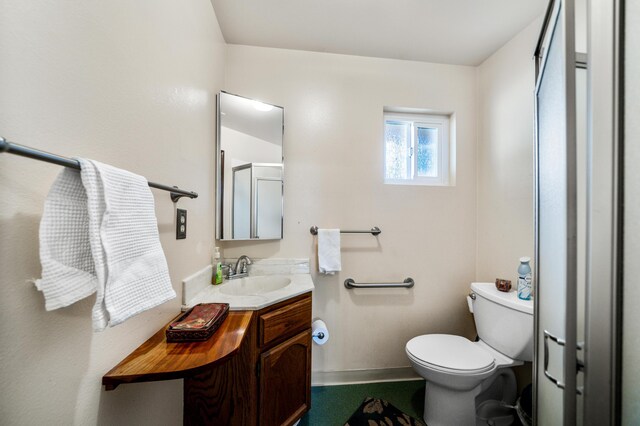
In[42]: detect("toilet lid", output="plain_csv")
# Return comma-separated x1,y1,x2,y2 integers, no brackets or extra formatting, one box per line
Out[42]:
406,334,495,373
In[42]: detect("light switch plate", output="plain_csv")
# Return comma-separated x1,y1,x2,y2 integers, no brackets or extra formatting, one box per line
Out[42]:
176,209,187,239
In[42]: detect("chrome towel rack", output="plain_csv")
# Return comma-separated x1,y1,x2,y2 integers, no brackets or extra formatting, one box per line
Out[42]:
310,226,381,236
0,137,198,202
344,278,414,289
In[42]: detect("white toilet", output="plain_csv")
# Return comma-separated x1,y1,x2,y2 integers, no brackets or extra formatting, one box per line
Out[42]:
406,282,533,426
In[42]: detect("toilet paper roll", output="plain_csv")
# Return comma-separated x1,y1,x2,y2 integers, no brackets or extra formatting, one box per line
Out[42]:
311,319,329,345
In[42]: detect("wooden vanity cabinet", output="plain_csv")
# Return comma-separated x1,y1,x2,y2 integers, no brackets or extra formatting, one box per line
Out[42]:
103,292,312,426
257,294,312,426
259,330,311,426
184,292,312,426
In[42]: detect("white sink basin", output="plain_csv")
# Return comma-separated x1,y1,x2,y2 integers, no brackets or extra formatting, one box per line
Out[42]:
219,275,292,296
185,271,314,311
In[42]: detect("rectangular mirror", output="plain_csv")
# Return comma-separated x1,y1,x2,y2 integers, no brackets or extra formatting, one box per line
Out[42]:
216,91,284,240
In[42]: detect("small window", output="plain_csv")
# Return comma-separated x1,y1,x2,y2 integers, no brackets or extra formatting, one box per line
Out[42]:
384,112,450,186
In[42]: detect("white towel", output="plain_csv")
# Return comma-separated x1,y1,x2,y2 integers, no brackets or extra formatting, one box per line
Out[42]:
36,159,176,331
318,229,341,275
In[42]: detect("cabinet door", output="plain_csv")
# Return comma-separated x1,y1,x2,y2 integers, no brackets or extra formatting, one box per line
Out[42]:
259,330,311,426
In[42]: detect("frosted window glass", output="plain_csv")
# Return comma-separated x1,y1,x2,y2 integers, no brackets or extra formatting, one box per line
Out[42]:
385,121,411,180
416,127,438,177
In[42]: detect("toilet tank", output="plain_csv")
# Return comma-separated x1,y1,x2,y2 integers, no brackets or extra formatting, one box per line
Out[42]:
470,282,534,362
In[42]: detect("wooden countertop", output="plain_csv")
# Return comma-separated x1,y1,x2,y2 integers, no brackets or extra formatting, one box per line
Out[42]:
102,311,254,390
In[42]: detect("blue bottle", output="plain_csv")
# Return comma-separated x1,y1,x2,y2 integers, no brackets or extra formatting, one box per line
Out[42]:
517,257,532,300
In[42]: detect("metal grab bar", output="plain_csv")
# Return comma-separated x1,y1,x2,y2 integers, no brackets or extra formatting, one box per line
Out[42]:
344,278,414,289
0,137,198,202
310,226,381,236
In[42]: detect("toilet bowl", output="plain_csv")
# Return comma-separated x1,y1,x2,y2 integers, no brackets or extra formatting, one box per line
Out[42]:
406,282,533,426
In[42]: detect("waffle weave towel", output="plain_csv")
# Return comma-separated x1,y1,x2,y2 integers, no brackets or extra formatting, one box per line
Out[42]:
36,159,176,331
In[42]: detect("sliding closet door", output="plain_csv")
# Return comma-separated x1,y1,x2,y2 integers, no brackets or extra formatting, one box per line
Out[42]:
534,0,578,424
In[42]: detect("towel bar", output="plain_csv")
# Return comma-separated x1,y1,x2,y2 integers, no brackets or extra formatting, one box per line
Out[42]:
310,226,381,236
344,278,414,289
0,137,198,202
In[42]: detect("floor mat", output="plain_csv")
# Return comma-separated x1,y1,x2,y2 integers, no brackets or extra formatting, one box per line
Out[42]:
344,397,426,426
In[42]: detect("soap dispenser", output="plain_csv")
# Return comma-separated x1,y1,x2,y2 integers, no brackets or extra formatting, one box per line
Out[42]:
213,246,223,285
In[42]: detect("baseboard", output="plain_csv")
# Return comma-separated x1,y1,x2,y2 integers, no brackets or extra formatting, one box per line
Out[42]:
311,367,421,387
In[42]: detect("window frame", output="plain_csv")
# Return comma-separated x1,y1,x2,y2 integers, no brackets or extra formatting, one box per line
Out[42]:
383,112,450,186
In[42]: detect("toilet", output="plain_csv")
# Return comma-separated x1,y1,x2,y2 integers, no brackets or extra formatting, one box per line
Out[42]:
406,282,533,426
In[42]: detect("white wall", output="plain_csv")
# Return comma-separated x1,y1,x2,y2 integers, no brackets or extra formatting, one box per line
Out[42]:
0,1,225,424
623,0,640,422
475,19,542,283
222,45,478,374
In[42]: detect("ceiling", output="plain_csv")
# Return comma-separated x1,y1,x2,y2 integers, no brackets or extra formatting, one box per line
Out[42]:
211,0,547,66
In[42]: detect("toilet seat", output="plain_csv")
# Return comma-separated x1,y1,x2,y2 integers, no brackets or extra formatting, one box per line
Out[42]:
406,334,496,374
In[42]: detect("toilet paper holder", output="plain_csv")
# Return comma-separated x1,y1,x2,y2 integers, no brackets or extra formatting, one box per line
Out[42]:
313,331,325,339
311,319,329,345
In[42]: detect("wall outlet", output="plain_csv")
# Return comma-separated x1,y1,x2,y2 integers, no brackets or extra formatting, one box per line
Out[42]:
176,209,187,239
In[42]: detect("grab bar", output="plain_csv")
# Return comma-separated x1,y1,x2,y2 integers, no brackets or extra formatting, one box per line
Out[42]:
344,278,414,289
310,226,381,236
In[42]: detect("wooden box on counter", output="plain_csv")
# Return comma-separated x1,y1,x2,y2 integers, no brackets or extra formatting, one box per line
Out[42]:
165,303,229,343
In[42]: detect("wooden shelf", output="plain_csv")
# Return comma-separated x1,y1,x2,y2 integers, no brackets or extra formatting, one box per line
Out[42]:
102,311,254,390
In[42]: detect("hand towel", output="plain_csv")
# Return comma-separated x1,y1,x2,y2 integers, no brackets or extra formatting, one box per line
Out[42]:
318,229,341,275
35,168,98,309
36,159,176,331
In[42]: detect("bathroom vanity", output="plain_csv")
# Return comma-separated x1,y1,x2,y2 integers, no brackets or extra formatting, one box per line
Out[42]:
103,273,314,426
184,292,312,426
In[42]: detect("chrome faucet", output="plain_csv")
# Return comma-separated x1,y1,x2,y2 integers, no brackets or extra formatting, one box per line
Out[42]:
226,255,252,280
235,255,252,274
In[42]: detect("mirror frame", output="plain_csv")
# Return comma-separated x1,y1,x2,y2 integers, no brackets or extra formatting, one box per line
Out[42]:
216,91,285,241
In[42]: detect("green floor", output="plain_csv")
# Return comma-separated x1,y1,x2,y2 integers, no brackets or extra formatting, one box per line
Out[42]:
299,380,426,426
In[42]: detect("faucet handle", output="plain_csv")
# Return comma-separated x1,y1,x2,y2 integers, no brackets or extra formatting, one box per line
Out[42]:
223,263,234,277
